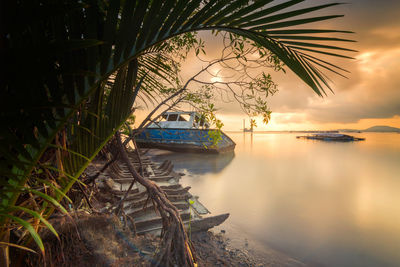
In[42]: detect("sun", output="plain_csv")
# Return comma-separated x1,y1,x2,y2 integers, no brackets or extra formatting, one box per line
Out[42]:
210,76,222,83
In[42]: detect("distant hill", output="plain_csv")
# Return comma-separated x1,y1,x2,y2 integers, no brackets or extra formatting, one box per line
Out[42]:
363,125,400,132
338,125,400,132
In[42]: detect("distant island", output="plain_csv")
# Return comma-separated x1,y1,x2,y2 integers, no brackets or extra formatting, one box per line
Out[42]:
339,125,400,133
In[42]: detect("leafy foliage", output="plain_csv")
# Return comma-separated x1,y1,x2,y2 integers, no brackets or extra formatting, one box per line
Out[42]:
1,0,354,264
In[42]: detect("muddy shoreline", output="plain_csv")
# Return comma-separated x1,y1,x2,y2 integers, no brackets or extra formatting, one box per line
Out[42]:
24,212,305,267
192,230,306,267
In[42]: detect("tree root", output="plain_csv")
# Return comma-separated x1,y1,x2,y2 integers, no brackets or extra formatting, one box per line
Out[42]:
116,132,196,267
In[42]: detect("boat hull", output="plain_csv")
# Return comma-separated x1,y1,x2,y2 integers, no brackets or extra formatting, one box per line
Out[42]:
296,134,365,141
135,128,235,153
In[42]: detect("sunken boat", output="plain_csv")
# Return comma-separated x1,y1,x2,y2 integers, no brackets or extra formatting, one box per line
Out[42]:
296,133,365,141
89,149,229,235
135,111,236,153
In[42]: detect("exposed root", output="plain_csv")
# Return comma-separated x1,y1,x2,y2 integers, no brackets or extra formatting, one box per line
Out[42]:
116,132,196,267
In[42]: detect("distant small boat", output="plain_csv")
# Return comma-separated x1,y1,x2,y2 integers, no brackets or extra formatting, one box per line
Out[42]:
135,111,236,153
296,133,365,141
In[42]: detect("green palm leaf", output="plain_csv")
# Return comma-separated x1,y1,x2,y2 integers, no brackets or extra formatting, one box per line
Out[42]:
1,214,44,254
10,206,59,240
1,1,354,262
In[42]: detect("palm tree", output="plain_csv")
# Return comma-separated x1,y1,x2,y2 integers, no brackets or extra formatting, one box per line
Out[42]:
0,0,354,266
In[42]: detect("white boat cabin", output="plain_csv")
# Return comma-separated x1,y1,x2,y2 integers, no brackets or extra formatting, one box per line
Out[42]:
148,112,210,129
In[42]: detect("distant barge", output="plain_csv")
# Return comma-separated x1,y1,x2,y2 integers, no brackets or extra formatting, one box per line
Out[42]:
135,111,236,153
296,133,365,141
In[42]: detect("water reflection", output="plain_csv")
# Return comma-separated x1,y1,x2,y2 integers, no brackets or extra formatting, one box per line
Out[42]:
148,149,235,175
242,132,254,151
174,132,400,267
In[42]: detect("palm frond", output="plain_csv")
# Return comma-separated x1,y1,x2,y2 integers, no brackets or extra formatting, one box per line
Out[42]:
1,0,354,258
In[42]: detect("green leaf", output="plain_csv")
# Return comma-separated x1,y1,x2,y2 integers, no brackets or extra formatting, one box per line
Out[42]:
1,214,44,253
268,35,356,43
242,3,342,28
11,206,59,240
288,45,355,59
0,241,37,254
48,144,91,161
26,189,68,214
230,0,305,26
281,40,357,52
35,178,73,204
250,15,344,30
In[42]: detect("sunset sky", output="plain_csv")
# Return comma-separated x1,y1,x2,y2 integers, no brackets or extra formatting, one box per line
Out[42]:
138,0,400,131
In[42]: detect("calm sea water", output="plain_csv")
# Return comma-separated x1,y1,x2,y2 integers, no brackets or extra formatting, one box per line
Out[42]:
150,132,400,267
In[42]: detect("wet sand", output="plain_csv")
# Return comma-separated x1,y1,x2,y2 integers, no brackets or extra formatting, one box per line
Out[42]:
192,230,306,267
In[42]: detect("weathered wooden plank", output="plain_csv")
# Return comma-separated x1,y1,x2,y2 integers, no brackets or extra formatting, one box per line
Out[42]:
136,213,230,235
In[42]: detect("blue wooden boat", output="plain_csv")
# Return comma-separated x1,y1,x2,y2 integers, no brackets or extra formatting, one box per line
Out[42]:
135,112,236,153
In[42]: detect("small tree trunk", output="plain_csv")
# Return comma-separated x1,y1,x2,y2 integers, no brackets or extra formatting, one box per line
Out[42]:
115,132,196,267
0,230,10,267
